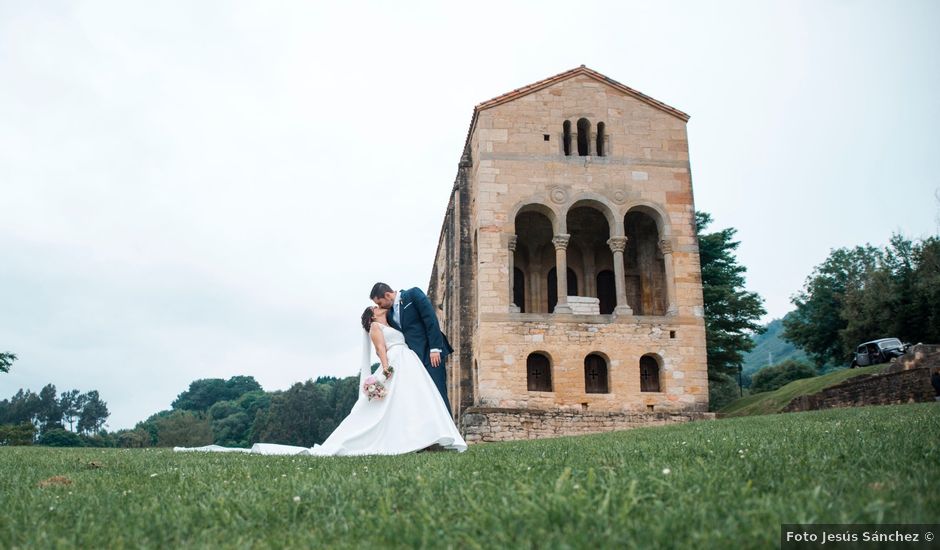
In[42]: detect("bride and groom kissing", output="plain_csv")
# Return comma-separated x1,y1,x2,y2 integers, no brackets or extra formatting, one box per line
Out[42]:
175,282,468,456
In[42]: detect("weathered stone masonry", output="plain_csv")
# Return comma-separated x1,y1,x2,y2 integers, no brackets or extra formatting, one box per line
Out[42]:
428,66,713,442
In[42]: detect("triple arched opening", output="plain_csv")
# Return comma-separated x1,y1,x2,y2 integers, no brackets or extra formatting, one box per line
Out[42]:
525,352,663,394
512,204,669,315
563,118,607,157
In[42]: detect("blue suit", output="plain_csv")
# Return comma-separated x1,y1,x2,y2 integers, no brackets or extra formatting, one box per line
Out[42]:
387,287,453,412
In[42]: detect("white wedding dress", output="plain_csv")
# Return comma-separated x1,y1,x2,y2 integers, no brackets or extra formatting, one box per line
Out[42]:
175,323,467,456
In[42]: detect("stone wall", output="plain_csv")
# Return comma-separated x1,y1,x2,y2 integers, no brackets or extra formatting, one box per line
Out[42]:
460,406,715,443
886,344,940,373
783,344,940,413
783,368,937,413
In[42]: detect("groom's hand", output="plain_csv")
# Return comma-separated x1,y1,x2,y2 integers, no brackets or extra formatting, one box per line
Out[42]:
430,351,441,367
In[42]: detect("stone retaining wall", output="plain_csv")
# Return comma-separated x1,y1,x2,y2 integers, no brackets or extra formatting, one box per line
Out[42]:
459,406,715,443
783,345,940,414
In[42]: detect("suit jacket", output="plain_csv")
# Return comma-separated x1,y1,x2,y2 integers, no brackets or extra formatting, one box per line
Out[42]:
387,287,453,366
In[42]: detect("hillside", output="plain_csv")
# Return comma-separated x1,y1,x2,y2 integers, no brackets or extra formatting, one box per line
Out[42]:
719,363,891,417
2,403,938,548
741,316,809,377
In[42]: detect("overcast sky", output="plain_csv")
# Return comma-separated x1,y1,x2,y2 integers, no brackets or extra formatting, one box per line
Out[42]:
1,1,937,430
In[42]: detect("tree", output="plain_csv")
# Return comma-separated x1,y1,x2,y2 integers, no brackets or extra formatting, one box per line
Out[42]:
77,391,109,434
783,235,940,367
0,389,40,426
250,381,321,447
696,212,767,393
708,373,740,412
0,352,16,374
208,390,271,447
750,359,816,394
172,376,263,412
912,237,940,343
36,384,63,432
58,389,84,431
135,410,175,446
115,428,151,448
152,411,213,447
249,377,358,447
782,246,878,368
38,427,84,447
0,422,36,445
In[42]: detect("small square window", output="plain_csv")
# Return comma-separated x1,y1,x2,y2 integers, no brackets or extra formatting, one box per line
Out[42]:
543,134,550,141
670,330,676,339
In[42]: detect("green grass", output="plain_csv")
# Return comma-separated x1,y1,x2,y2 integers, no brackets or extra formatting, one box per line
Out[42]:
720,363,893,417
1,403,938,549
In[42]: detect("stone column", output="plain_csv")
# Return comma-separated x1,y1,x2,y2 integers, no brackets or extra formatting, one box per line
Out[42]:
607,236,632,315
552,234,572,314
659,239,678,315
508,235,520,313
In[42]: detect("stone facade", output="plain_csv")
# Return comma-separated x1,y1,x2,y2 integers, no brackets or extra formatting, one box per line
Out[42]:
428,67,710,441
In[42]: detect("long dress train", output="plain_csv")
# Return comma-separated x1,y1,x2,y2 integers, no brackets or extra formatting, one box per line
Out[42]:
174,323,467,455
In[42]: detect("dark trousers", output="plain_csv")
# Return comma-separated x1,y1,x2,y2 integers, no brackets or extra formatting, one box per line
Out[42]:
424,358,451,412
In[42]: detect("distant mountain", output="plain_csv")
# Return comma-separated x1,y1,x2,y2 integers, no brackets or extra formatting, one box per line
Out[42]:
741,315,809,377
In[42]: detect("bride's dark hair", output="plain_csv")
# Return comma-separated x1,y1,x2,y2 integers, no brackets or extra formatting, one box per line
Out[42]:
361,307,375,333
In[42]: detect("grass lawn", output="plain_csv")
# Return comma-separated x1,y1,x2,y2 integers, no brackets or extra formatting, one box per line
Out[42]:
1,403,937,549
719,363,893,417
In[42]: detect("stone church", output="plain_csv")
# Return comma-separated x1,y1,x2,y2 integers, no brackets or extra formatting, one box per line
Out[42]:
428,66,712,443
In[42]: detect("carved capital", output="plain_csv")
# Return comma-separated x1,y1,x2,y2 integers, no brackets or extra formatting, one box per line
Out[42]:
658,239,674,255
508,235,518,251
607,236,628,253
552,234,571,250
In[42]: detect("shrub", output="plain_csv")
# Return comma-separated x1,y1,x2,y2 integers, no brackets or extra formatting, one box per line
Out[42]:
750,359,816,394
116,429,152,448
0,422,36,445
153,411,213,447
38,428,84,447
708,373,741,411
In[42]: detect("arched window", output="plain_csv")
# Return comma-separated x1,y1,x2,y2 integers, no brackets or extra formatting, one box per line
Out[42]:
584,353,608,393
596,122,606,157
597,270,615,314
577,118,590,156
513,268,526,313
547,267,578,313
563,120,572,156
527,353,552,392
640,355,661,392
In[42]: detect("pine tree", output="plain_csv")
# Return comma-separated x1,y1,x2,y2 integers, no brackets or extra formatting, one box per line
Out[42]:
696,212,767,382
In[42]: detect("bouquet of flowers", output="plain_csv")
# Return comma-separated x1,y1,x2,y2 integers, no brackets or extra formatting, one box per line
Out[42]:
362,366,394,400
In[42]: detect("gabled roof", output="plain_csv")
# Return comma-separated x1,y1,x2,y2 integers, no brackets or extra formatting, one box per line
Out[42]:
460,65,688,155
474,65,689,121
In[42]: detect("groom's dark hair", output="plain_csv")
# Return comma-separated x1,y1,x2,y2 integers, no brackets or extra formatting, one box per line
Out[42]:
370,282,394,299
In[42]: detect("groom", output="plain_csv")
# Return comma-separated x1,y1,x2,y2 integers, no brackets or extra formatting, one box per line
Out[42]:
370,282,453,412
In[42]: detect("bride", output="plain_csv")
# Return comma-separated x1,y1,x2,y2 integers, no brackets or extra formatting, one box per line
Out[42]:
175,306,467,455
